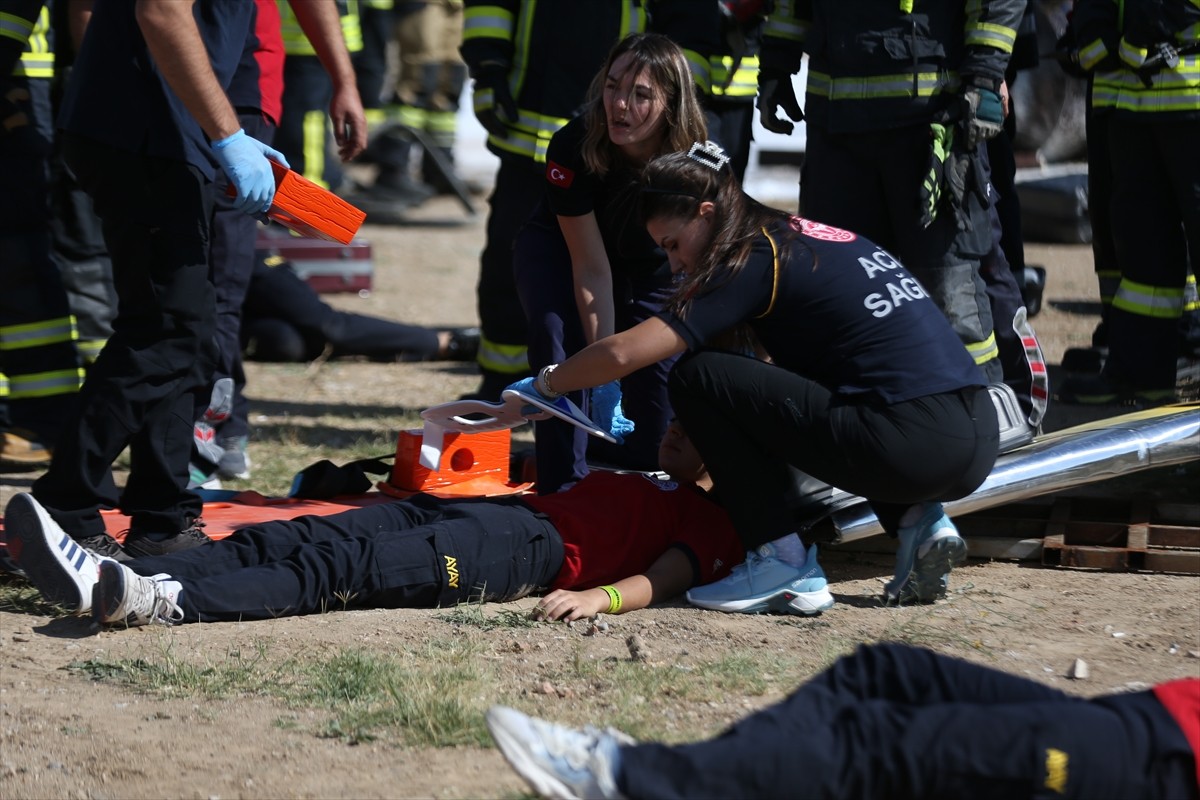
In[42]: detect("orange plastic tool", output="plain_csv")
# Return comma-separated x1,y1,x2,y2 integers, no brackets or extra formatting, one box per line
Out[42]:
226,160,366,244
381,427,531,498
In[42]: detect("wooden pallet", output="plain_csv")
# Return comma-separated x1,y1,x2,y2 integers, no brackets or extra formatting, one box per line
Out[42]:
1039,496,1200,574
830,495,1200,575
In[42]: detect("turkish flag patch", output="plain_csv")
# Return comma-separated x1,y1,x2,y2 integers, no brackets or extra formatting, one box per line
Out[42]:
547,160,574,188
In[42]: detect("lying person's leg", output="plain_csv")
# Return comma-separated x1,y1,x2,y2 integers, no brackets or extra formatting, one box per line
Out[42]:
489,644,1174,800
126,499,449,580
95,496,564,627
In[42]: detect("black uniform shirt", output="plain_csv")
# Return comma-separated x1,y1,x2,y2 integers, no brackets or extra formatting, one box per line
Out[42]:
538,115,666,279
58,0,254,180
660,216,986,404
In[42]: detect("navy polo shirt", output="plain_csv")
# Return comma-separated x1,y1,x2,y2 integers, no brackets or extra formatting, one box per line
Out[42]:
660,217,987,404
58,0,254,181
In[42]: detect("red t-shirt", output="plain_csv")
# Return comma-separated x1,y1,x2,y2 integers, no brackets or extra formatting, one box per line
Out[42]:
524,471,744,591
1153,678,1200,787
227,0,285,126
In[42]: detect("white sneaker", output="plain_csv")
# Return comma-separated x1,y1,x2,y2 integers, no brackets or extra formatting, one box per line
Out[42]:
686,543,834,615
93,560,184,627
4,493,111,614
486,706,632,800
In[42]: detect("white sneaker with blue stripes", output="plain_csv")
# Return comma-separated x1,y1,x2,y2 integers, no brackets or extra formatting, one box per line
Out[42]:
5,492,113,614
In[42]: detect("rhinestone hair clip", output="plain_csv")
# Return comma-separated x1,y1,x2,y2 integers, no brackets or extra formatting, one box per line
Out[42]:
687,140,730,172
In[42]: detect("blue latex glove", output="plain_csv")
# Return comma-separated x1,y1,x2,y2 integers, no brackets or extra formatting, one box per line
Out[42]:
504,377,548,402
504,376,553,418
588,381,636,444
210,128,290,215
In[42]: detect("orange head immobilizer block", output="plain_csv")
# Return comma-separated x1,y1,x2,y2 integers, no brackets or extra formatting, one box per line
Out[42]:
227,160,366,245
383,427,530,498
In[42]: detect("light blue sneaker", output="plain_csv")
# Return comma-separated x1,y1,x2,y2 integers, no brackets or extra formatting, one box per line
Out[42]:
686,543,834,616
486,706,631,800
884,502,967,605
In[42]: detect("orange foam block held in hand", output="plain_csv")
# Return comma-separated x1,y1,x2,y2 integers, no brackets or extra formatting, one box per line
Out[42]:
227,160,366,244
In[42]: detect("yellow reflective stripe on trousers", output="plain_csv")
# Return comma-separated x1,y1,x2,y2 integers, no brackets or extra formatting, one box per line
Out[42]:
302,110,329,189
1113,278,1185,319
477,337,529,374
966,331,999,366
7,368,85,399
0,316,78,350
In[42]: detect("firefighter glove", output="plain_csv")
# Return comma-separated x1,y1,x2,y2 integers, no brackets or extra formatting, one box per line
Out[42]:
958,84,1004,150
472,65,518,139
757,71,804,135
211,128,290,215
918,122,953,228
588,381,635,444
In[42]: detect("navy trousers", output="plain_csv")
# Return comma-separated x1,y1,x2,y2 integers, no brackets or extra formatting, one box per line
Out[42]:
128,495,564,622
203,112,275,442
34,135,216,539
619,642,1198,800
668,350,998,544
514,214,677,494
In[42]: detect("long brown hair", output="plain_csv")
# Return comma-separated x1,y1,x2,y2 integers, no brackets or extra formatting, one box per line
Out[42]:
579,33,708,177
637,146,795,316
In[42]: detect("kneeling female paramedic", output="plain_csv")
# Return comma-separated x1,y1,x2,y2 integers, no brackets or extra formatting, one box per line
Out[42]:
509,141,999,614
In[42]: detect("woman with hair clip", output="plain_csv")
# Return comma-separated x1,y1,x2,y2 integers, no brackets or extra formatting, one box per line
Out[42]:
509,33,709,495
511,140,1000,614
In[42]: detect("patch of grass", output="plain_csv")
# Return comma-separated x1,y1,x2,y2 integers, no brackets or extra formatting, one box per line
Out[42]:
302,640,496,747
877,587,1021,656
0,578,60,616
69,635,500,748
69,639,285,699
541,645,802,742
440,599,542,631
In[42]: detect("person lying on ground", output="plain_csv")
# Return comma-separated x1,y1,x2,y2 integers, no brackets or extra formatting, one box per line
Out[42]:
5,422,744,628
242,254,479,363
487,641,1200,800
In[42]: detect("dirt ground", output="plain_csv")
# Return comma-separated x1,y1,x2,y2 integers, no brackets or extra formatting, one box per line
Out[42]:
2,177,1198,800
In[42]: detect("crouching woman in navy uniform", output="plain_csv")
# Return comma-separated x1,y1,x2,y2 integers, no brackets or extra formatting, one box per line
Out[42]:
510,141,1000,614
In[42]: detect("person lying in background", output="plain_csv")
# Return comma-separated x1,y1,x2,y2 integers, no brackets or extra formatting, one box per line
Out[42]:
487,641,1200,800
242,254,479,364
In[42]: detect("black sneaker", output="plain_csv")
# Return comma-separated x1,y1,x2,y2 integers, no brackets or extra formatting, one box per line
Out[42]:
79,532,132,563
443,327,481,362
122,519,211,558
